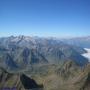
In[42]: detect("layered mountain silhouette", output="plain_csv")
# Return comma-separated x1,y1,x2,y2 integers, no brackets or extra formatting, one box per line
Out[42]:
61,36,90,48
0,36,88,71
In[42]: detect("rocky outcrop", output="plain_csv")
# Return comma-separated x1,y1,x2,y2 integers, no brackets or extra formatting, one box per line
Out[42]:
0,68,43,90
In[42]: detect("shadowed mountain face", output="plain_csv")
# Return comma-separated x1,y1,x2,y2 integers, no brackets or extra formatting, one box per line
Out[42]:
20,74,43,89
0,36,88,71
81,73,90,90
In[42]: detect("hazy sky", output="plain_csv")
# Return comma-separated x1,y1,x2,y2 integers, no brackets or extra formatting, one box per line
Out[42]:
0,0,90,37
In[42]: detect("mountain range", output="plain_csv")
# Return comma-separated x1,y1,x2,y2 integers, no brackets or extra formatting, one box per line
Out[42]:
0,36,88,71
61,36,90,48
0,35,90,90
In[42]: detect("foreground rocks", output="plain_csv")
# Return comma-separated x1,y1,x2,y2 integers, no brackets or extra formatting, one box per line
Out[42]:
0,61,90,90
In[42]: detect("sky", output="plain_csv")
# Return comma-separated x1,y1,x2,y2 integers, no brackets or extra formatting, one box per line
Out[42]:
0,0,90,37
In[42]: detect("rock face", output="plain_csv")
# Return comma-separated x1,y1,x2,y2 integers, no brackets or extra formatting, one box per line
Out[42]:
0,69,23,90
81,73,90,90
0,68,43,90
0,36,88,71
0,60,90,90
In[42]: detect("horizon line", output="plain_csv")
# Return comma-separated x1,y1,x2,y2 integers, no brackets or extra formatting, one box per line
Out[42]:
0,34,90,39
